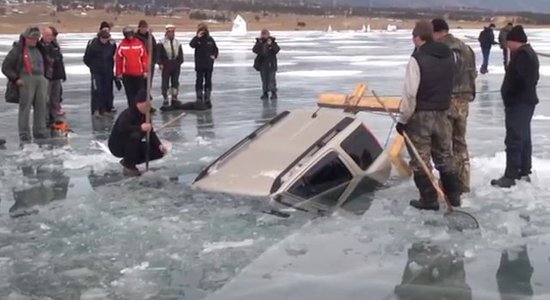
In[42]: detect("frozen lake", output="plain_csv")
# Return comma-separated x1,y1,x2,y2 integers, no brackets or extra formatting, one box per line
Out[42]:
0,29,550,299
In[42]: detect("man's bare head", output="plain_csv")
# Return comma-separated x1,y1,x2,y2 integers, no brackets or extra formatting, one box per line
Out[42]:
42,26,54,43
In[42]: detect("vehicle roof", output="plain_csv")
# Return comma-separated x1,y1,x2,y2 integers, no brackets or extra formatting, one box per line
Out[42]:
193,108,356,197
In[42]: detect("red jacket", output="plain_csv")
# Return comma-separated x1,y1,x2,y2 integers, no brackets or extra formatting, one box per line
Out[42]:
115,38,149,77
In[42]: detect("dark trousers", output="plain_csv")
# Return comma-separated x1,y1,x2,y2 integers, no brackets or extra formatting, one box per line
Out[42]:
161,63,181,98
111,136,164,166
122,75,145,107
481,46,491,72
504,104,535,178
260,69,277,93
91,73,114,114
196,69,213,92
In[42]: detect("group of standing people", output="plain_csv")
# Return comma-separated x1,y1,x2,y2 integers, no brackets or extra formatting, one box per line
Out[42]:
478,22,515,73
397,19,539,211
2,25,67,143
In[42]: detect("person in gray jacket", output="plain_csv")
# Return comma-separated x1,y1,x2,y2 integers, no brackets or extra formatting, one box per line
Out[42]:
2,26,50,142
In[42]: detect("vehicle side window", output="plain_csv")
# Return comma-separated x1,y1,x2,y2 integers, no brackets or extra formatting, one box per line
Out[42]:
341,126,382,170
288,152,352,199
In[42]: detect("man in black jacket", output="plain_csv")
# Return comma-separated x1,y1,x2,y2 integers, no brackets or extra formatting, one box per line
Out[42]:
41,26,66,127
253,29,280,100
491,26,539,188
157,24,184,109
190,23,219,108
136,20,158,113
478,23,497,74
84,30,117,118
108,88,166,176
396,21,462,210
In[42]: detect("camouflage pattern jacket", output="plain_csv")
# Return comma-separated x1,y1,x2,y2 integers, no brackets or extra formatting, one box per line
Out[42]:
441,34,477,102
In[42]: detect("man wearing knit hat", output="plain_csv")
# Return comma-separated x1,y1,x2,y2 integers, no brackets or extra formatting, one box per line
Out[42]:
157,24,184,110
108,88,166,176
432,18,477,194
491,25,539,188
2,26,50,142
396,20,462,211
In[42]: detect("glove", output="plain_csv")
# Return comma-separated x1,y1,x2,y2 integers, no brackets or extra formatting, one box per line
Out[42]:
114,78,122,91
395,122,407,135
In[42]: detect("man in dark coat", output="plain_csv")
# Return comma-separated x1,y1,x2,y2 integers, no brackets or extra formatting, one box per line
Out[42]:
491,26,539,188
190,23,219,108
253,29,280,100
135,20,158,113
478,23,497,74
84,29,117,117
157,24,184,109
85,21,117,113
41,26,67,127
2,26,50,142
108,88,166,176
396,21,462,210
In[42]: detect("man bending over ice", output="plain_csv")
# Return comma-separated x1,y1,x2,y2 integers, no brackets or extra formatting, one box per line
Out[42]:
108,88,166,176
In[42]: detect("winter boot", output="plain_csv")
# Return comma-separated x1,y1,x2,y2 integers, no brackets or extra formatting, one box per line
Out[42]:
410,174,439,211
440,172,462,207
261,92,268,100
491,176,516,188
205,89,212,109
0,138,5,146
120,159,141,177
162,93,170,108
171,88,183,107
271,91,278,100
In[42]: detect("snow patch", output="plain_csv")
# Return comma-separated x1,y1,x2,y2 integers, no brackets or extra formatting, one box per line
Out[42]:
120,261,149,274
278,70,363,77
202,239,255,253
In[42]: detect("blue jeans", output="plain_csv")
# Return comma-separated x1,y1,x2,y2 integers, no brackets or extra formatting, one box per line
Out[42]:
481,46,491,72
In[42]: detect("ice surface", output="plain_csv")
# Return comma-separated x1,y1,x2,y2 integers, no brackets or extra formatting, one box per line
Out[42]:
0,29,549,300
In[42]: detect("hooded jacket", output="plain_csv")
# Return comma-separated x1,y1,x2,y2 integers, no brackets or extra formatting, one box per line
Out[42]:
399,41,454,123
440,34,477,101
40,39,66,81
499,25,514,49
84,36,116,75
253,36,280,71
108,106,161,157
189,33,219,70
501,44,539,107
115,38,149,77
2,35,50,82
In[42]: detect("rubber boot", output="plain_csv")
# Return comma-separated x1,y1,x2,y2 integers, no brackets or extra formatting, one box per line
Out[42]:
410,174,439,211
440,172,462,207
271,91,278,100
261,92,268,100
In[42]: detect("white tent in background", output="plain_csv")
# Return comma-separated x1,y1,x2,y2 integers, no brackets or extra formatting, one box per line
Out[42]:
367,24,371,32
231,15,247,36
361,24,366,32
387,24,397,32
327,25,333,32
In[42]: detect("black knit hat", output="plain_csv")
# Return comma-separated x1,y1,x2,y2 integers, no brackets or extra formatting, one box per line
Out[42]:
99,21,111,30
135,89,148,104
431,18,449,32
506,25,527,43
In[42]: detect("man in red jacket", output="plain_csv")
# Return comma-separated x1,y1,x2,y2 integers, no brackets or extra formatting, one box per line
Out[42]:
115,26,149,108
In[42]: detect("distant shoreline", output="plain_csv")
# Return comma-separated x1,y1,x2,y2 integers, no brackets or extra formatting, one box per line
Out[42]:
0,4,547,35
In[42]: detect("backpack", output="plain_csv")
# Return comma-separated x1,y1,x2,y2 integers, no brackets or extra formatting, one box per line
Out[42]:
450,45,476,101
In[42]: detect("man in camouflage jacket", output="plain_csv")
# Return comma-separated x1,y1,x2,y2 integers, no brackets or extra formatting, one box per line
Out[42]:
432,18,477,193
